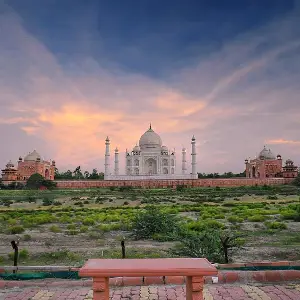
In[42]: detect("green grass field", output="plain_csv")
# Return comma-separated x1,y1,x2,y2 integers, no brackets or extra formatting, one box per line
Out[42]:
1,185,300,266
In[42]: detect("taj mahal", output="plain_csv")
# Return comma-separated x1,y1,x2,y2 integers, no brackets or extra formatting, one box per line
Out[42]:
104,125,197,180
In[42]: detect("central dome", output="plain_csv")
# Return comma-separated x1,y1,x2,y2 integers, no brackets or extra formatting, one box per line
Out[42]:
139,125,162,150
24,150,42,162
259,146,276,160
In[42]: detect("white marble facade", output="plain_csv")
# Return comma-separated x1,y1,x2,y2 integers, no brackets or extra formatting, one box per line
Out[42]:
104,125,197,180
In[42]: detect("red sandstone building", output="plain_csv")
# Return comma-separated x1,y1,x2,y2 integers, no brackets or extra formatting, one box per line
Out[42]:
1,150,55,185
245,146,298,179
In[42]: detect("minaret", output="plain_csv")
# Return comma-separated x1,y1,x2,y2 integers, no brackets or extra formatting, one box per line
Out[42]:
114,147,119,175
104,136,110,177
182,147,187,174
191,135,197,176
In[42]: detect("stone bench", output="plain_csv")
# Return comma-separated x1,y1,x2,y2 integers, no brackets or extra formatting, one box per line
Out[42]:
79,258,218,300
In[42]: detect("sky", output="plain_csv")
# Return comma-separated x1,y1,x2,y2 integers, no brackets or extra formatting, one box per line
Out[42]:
1,0,300,174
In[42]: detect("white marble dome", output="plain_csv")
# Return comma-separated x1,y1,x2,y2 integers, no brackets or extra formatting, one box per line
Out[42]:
24,150,42,161
139,126,162,150
133,145,140,151
259,146,276,160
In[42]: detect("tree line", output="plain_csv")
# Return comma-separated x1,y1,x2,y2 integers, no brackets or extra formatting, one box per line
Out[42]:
198,171,246,179
54,166,104,180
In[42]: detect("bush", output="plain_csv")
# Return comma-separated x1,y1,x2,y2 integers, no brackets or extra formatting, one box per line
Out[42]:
185,220,225,232
9,225,25,234
23,234,31,241
265,221,287,230
19,249,29,259
173,226,245,263
82,218,95,226
49,225,61,233
131,206,178,240
248,215,267,222
80,226,88,233
227,216,244,223
42,197,54,206
267,195,278,200
67,224,76,230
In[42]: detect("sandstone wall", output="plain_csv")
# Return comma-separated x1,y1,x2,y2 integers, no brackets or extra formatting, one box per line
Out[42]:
55,177,294,189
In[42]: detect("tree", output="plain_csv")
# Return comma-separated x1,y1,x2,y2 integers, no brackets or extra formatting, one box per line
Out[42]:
89,169,99,179
293,173,300,186
73,166,83,179
26,173,56,190
26,173,44,189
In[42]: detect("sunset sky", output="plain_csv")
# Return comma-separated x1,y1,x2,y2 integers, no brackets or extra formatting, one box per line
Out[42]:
1,0,300,174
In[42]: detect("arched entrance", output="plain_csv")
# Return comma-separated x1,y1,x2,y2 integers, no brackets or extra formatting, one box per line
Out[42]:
45,169,50,179
144,158,157,175
252,166,256,178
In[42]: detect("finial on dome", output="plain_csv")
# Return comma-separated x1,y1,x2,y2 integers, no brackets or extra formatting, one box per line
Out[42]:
149,123,152,130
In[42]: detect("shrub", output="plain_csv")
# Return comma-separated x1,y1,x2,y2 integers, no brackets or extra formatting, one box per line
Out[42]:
131,206,178,240
49,225,61,233
267,195,278,200
23,234,31,241
227,216,244,223
67,224,76,230
265,221,287,230
248,215,267,222
280,210,296,220
42,197,54,206
172,229,223,262
80,226,88,233
9,225,25,234
82,218,95,226
185,220,225,232
19,249,29,259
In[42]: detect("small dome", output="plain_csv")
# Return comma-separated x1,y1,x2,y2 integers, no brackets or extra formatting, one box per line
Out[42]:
6,160,15,169
24,150,42,162
139,125,162,150
133,145,140,151
259,146,276,160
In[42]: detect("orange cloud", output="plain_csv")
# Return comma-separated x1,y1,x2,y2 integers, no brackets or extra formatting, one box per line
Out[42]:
266,139,300,145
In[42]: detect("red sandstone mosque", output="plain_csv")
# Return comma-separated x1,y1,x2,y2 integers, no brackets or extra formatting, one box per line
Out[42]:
245,146,298,179
1,150,55,185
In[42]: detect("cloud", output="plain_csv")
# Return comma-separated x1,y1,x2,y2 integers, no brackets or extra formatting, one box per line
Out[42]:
267,139,300,145
1,2,300,174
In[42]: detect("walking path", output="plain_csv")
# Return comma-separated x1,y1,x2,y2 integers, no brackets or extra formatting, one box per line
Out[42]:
1,284,300,300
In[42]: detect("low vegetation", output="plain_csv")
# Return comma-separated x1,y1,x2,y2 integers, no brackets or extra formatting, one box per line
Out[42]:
0,184,300,266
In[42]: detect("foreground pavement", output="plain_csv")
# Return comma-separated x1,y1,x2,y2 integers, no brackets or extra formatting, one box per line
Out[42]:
1,284,300,300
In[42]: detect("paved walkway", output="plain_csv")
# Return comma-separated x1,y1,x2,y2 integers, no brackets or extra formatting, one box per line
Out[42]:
1,284,300,300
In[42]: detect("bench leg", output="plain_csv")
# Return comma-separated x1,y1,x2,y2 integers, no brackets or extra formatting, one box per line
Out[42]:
93,277,109,300
186,276,204,300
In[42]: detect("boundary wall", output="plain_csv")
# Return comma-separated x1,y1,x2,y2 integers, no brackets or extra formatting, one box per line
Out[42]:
55,177,293,189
